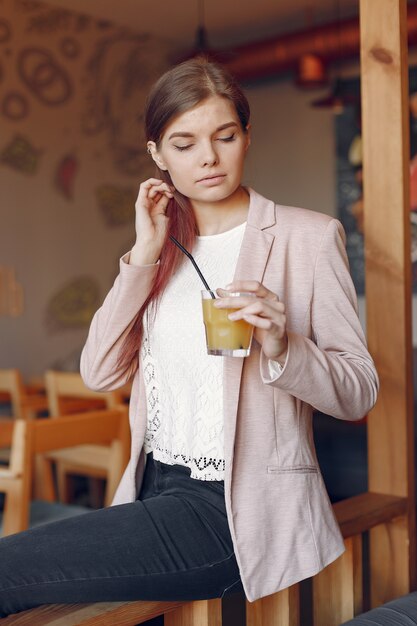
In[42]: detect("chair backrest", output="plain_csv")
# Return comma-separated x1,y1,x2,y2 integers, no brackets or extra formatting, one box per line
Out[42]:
0,369,26,419
0,407,130,536
0,419,22,474
45,370,123,417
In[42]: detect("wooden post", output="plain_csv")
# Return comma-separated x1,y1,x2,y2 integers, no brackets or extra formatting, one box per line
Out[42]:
312,535,362,625
246,586,300,626
360,0,416,605
165,599,222,626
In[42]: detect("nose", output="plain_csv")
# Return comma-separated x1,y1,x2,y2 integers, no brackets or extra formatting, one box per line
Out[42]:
200,141,218,167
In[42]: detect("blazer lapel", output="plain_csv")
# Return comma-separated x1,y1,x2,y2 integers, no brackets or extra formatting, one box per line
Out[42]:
223,189,276,468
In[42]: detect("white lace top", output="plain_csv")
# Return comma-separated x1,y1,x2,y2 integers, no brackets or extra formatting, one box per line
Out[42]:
141,221,246,480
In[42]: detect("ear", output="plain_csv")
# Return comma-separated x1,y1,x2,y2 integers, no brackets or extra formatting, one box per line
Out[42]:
147,141,168,171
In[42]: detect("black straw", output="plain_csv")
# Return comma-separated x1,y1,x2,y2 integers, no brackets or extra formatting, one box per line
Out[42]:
169,235,215,298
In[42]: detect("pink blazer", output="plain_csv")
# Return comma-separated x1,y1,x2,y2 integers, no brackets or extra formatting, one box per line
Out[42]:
80,188,378,602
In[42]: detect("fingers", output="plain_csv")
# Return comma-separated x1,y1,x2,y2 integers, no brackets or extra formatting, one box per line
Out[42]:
149,185,173,200
214,290,286,336
237,314,275,330
214,291,256,307
215,295,284,315
228,300,285,323
150,191,172,216
216,281,288,360
139,178,173,194
222,280,278,301
136,178,174,206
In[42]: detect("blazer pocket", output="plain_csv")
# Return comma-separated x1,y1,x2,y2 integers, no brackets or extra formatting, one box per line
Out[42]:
267,465,319,475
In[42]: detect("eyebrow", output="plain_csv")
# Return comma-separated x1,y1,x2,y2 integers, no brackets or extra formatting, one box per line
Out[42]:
167,121,238,141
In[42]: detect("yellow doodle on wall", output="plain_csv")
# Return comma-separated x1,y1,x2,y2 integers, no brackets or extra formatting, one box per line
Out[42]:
96,184,136,227
0,266,24,318
0,134,41,174
46,276,100,332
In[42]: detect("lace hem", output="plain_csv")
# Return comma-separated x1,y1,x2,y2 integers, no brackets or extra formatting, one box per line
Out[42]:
144,443,225,481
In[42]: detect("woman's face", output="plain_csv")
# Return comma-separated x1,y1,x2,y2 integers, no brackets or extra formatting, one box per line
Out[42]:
148,95,250,207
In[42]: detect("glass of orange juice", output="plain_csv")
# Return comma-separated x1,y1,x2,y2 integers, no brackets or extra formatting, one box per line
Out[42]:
201,290,255,357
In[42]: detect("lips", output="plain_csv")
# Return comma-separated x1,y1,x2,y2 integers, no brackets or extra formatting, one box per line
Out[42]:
197,174,226,184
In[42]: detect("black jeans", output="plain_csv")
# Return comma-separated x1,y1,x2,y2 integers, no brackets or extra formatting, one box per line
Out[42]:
0,453,243,617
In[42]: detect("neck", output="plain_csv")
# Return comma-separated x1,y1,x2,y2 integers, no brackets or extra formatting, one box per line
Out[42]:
192,186,249,236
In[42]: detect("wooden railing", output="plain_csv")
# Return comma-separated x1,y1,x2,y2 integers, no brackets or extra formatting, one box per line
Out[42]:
311,492,408,625
0,491,408,625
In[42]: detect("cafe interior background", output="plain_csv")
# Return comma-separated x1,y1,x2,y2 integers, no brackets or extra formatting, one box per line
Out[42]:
2,0,417,505
1,3,417,624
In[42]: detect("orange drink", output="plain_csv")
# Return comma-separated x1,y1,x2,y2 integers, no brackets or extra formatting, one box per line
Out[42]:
201,291,254,357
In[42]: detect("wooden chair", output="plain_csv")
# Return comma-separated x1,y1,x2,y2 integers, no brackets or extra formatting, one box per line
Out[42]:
41,370,129,507
45,370,125,416
0,418,89,535
0,369,25,421
0,369,48,421
0,369,49,467
0,408,129,537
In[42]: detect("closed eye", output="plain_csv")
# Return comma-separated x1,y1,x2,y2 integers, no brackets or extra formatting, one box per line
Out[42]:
173,134,235,151
218,134,236,142
174,144,193,152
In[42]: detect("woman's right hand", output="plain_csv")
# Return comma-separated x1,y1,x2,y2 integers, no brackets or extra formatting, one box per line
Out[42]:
130,178,174,266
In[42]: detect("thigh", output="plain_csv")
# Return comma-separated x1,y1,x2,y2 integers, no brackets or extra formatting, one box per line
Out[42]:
0,486,240,615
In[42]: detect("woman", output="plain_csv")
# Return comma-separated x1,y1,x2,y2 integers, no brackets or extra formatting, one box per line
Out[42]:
0,57,378,616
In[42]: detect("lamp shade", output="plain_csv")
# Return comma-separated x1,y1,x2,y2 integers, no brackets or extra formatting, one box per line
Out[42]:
296,53,328,89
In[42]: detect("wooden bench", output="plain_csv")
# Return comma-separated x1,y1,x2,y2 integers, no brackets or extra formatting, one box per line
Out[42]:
0,598,221,625
0,491,407,625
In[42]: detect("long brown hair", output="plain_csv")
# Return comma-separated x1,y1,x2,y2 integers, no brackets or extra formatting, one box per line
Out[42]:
117,56,251,375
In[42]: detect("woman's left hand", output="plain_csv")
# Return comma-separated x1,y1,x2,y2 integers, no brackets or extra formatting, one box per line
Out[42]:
215,281,288,364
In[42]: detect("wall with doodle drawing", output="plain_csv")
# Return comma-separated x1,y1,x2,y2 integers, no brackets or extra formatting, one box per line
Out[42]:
0,0,175,378
1,1,353,380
